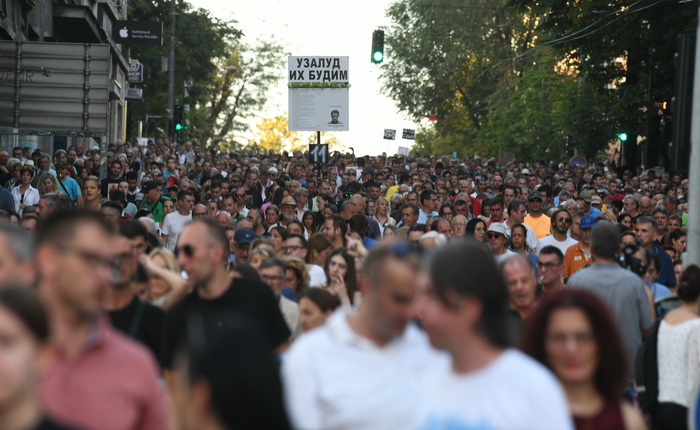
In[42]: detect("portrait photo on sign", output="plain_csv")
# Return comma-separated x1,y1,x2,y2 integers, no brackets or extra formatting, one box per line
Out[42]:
328,110,343,126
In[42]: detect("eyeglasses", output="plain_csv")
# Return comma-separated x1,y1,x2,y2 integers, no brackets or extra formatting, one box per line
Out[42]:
59,246,122,278
192,211,208,217
487,233,502,239
282,245,303,253
236,194,246,198
537,261,561,270
556,217,572,224
530,198,542,202
261,275,284,283
174,244,196,258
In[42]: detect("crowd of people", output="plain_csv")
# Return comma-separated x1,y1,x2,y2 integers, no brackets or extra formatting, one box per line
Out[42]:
0,137,696,430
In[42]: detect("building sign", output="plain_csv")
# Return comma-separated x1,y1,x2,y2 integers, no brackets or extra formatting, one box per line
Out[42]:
113,21,163,46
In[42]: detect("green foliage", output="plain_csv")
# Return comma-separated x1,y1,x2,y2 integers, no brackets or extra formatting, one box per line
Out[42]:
382,0,695,163
125,1,287,147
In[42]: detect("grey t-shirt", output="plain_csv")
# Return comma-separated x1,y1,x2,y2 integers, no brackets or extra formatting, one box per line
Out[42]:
568,262,654,373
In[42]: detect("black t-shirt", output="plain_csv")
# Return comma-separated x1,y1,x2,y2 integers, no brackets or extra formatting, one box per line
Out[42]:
245,187,263,209
100,176,122,198
161,277,290,369
107,296,164,363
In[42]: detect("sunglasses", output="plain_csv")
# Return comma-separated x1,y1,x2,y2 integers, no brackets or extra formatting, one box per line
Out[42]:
192,212,208,217
236,194,246,198
174,244,195,258
530,198,542,202
557,217,572,224
487,233,502,239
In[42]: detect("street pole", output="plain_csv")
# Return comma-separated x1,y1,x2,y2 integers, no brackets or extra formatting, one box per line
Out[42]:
166,0,176,140
686,5,700,267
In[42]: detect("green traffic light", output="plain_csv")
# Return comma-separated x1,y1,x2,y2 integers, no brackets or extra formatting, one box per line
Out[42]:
373,51,384,63
175,124,183,131
618,132,628,141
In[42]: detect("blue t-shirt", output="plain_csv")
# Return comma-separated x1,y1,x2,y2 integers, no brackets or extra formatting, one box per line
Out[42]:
59,176,81,201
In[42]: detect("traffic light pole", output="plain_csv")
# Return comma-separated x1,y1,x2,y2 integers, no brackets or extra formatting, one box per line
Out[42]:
166,0,177,138
687,5,700,267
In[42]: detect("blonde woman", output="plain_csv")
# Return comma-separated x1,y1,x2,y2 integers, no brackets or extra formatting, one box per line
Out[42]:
371,196,395,237
37,172,59,196
249,243,276,271
140,247,188,309
283,256,310,297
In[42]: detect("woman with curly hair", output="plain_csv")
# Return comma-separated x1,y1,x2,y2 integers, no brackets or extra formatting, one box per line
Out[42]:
521,289,645,430
37,172,59,196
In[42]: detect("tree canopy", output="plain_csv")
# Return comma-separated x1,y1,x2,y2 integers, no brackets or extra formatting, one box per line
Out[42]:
381,0,696,163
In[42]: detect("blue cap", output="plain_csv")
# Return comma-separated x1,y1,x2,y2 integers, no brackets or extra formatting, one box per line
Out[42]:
234,228,256,245
580,215,596,229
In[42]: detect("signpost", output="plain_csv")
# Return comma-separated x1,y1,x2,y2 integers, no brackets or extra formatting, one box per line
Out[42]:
127,61,144,83
288,56,349,132
308,144,329,164
637,101,667,116
402,128,416,140
570,155,587,167
384,129,396,140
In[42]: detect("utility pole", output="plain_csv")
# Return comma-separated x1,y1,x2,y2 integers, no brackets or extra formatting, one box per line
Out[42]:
687,5,700,267
166,0,177,138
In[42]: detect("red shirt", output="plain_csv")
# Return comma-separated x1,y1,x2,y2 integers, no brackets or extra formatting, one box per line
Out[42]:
40,317,168,430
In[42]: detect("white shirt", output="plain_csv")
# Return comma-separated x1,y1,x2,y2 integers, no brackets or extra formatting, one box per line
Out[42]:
279,296,302,343
11,185,40,215
160,211,192,250
308,264,327,288
413,349,574,430
282,311,445,430
494,249,517,264
537,235,578,256
658,319,700,406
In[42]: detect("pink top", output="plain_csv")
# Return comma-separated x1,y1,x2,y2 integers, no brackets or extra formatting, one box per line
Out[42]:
40,318,168,430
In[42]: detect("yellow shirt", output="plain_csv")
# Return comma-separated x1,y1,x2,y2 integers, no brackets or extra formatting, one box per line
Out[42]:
523,213,551,240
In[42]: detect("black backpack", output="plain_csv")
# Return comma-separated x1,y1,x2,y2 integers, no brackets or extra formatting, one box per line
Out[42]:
635,319,662,415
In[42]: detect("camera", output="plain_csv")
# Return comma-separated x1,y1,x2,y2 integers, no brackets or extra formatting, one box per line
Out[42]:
616,244,647,277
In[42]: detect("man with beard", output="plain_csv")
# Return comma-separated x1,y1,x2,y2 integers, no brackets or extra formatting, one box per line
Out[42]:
537,208,578,256
104,233,164,362
162,219,290,402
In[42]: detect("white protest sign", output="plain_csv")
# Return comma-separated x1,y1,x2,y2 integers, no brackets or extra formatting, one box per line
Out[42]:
288,56,349,132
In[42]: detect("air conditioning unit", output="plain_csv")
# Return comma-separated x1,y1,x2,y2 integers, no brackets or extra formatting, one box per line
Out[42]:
125,88,143,101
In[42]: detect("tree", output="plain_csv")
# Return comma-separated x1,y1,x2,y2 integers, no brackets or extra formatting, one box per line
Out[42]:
382,0,696,164
249,114,347,154
126,0,241,139
190,39,288,147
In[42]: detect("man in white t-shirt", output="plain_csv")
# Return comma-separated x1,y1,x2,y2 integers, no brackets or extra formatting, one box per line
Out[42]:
412,240,573,430
282,243,444,430
487,223,516,264
537,207,578,256
161,190,194,250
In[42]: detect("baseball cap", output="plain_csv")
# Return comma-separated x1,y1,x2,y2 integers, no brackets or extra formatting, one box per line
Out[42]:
141,181,158,194
110,191,127,204
280,195,296,206
234,228,256,245
579,190,592,203
529,191,543,202
487,222,508,238
591,196,602,205
580,215,596,229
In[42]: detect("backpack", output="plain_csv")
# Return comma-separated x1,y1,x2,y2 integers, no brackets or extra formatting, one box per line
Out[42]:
635,319,662,415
